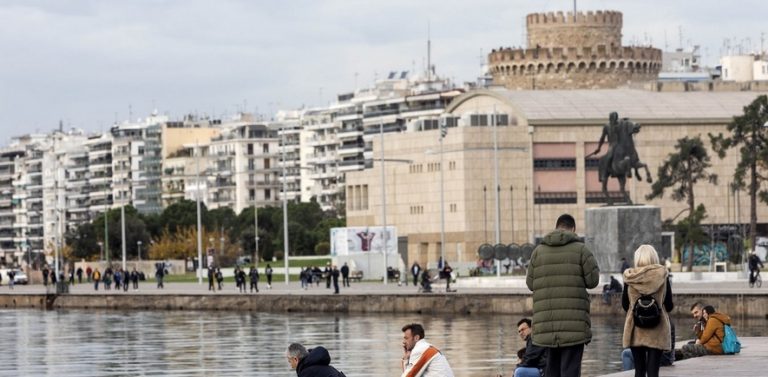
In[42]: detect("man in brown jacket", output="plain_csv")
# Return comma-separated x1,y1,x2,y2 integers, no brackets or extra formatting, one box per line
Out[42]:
680,305,732,359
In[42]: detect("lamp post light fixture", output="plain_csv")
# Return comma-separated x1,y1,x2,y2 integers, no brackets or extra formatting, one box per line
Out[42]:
137,240,142,262
98,241,104,261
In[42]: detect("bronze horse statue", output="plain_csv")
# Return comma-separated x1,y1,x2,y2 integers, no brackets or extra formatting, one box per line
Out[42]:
588,113,652,205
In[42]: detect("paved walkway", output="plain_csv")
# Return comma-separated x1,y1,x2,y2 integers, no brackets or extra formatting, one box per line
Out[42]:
0,278,762,296
600,337,767,376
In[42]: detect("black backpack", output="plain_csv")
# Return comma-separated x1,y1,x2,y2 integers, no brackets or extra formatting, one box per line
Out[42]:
632,294,661,328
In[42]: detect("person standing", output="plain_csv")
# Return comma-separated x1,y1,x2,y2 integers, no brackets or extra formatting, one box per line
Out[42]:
340,262,350,287
237,268,247,293
621,245,673,377
155,263,165,289
215,267,223,290
42,266,50,287
410,262,421,287
249,267,259,293
331,265,340,294
76,266,83,283
92,268,102,291
324,263,332,289
513,318,547,377
748,251,763,285
7,270,15,290
208,266,216,292
401,323,454,377
130,267,139,290
526,214,600,377
68,268,75,285
85,265,92,282
265,264,273,289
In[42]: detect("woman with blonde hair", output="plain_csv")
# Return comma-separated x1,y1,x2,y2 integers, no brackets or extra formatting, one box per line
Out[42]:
621,245,673,377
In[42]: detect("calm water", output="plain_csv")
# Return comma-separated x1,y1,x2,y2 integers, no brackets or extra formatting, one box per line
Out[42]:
1,309,766,377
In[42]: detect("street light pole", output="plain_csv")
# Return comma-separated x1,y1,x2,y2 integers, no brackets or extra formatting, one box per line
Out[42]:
121,204,126,271
281,126,290,285
380,120,388,285
137,240,142,263
104,208,109,265
195,142,203,284
254,203,259,265
492,108,501,278
439,117,446,270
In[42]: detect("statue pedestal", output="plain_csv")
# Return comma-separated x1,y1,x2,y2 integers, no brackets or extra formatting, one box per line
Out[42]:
585,206,662,274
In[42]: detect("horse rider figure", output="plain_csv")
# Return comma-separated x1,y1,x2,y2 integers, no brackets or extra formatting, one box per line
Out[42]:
587,112,652,205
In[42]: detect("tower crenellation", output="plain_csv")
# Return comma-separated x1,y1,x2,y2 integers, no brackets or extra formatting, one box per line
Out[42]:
490,10,659,90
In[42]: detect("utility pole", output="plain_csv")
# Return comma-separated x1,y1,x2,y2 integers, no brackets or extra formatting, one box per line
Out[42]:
380,120,388,285
195,142,203,284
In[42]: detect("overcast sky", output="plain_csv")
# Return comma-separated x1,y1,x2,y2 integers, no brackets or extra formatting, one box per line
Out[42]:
0,0,765,141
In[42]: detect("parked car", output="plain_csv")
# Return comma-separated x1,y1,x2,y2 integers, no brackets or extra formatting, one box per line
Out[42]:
0,269,28,285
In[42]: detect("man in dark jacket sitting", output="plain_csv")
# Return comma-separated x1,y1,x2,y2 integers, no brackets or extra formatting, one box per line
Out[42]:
286,343,346,377
514,318,547,377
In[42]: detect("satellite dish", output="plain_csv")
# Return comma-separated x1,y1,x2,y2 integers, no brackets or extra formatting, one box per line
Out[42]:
478,243,494,260
508,243,521,261
493,243,509,260
521,243,535,260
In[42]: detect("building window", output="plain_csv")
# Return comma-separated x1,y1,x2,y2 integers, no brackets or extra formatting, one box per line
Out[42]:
533,158,576,170
249,189,255,201
584,158,600,170
264,159,270,169
265,189,271,200
470,115,488,127
263,143,269,153
450,203,457,212
585,191,625,204
362,184,368,210
247,144,254,155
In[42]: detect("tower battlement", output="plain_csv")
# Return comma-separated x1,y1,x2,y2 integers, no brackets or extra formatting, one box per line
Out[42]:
489,10,660,90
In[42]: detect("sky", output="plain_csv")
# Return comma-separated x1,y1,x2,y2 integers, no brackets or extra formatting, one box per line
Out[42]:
0,0,766,141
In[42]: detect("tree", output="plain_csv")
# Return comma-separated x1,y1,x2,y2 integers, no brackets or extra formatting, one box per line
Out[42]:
675,204,710,270
160,199,209,234
710,94,768,251
647,136,718,270
66,223,100,260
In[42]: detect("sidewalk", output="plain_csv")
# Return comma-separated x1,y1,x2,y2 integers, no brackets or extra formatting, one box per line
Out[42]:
600,337,768,376
0,278,761,296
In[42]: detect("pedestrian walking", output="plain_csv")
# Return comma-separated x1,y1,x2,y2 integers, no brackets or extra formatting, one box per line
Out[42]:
442,262,453,292
249,267,259,293
68,268,75,285
341,263,350,287
332,265,340,294
265,264,273,289
123,269,130,292
104,267,113,290
86,266,92,282
621,245,673,377
215,268,223,290
114,269,122,291
76,267,83,283
237,268,247,293
526,214,600,377
300,268,308,290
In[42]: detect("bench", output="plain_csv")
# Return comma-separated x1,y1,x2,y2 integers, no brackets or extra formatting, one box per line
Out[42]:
349,270,364,282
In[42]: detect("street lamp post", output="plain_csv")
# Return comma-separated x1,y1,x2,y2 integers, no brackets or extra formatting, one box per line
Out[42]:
281,125,290,285
195,142,204,284
137,240,142,262
491,108,501,278
439,116,446,269
121,204,126,271
380,120,389,285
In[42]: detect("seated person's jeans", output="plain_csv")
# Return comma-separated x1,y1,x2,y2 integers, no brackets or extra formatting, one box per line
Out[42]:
621,348,634,371
513,366,541,377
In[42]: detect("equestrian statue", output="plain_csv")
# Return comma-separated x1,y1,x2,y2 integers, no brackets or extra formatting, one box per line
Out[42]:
586,112,652,205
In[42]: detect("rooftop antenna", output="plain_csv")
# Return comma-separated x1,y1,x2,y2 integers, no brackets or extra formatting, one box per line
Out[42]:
59,119,63,133
128,104,133,122
573,0,577,16
664,30,669,51
678,26,683,50
427,20,432,82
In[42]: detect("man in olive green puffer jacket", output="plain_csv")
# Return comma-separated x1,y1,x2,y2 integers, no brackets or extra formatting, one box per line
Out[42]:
526,214,600,377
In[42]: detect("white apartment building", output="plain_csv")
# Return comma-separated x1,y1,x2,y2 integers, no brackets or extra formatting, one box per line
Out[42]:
86,134,113,218
208,122,281,214
721,54,768,82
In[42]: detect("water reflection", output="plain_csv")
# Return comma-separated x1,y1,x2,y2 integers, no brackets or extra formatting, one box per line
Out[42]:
0,309,765,377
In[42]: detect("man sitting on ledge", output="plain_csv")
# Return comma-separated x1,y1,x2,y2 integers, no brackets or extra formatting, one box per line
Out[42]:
680,305,731,359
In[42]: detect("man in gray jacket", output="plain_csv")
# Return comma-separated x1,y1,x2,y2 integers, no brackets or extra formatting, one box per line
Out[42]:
526,214,600,377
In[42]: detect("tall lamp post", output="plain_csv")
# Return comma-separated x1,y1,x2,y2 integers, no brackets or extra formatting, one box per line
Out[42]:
137,240,142,262
195,142,203,284
380,120,388,285
281,125,290,285
438,116,447,268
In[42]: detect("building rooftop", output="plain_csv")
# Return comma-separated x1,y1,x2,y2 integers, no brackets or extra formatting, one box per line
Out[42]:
448,88,768,124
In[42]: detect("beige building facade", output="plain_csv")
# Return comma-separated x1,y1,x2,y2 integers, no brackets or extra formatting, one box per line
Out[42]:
345,88,768,267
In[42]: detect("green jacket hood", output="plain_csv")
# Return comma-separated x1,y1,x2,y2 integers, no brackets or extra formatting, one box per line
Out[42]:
541,229,581,247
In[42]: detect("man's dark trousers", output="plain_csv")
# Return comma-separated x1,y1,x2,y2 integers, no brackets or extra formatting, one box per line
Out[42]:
545,344,584,377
